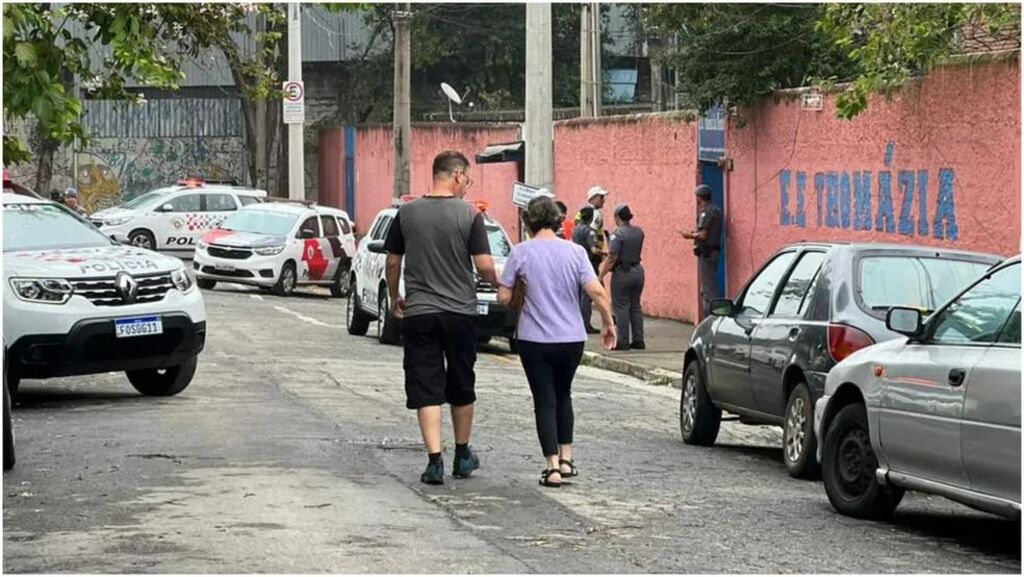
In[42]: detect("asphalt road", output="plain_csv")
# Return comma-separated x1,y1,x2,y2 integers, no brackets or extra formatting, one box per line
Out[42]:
4,284,1020,573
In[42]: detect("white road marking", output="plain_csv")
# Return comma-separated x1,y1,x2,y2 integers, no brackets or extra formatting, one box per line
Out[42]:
249,294,264,301
273,305,343,329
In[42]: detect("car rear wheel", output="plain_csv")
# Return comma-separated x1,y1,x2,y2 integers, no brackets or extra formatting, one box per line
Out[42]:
274,262,296,297
680,361,720,446
347,281,372,336
128,229,156,250
822,403,904,520
127,356,198,397
197,279,216,290
783,382,821,479
377,290,401,345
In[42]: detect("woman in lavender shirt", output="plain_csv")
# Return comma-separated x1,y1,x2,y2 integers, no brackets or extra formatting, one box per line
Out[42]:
497,196,617,488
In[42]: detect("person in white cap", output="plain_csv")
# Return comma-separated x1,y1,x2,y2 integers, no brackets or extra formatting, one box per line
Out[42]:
64,187,88,217
584,185,608,234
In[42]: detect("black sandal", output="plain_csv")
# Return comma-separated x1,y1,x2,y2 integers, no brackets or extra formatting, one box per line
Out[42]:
539,469,562,488
559,459,578,478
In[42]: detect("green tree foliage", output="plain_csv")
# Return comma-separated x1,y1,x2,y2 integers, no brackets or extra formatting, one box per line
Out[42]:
642,4,854,115
645,3,1020,119
818,3,1020,119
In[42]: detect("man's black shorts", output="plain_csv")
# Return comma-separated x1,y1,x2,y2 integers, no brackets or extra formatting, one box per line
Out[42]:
401,312,478,410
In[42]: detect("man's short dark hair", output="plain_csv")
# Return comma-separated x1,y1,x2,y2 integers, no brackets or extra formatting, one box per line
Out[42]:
578,205,595,224
432,151,470,178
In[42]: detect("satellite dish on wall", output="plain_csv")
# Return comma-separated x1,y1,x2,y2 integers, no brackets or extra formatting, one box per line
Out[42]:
441,82,463,105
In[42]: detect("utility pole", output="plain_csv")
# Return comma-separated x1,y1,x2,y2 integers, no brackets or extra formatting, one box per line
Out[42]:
287,3,304,201
580,3,593,117
580,3,602,118
591,2,602,117
525,3,554,190
392,3,412,200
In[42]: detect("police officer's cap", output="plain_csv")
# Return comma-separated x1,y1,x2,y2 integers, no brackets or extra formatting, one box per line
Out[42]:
694,184,712,199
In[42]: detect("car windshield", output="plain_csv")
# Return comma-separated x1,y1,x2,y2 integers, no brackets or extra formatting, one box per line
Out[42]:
3,203,112,252
220,210,298,237
857,256,993,316
121,190,168,210
486,224,512,258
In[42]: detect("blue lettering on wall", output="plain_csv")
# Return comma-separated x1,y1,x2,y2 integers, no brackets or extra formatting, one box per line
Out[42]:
876,170,895,233
934,168,959,241
917,170,929,237
853,171,872,230
898,170,915,236
780,170,792,226
777,145,959,241
795,171,806,228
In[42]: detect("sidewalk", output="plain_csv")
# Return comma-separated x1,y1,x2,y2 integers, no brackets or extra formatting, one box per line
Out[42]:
580,315,695,388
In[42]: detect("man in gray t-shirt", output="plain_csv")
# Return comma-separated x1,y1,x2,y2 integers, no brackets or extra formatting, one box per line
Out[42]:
383,150,497,486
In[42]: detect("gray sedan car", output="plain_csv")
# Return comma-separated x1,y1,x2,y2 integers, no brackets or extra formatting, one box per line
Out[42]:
815,255,1020,520
681,243,1001,479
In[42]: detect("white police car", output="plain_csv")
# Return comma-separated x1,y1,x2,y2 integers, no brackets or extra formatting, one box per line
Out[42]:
3,192,207,397
90,177,267,254
193,200,357,297
347,200,516,346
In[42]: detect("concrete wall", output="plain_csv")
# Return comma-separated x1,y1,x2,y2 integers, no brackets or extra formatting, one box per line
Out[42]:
350,124,521,237
725,57,1021,297
325,58,1021,324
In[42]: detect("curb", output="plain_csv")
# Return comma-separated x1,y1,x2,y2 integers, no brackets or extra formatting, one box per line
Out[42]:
581,351,684,389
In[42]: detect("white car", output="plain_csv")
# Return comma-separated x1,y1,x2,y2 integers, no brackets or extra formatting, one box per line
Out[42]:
347,203,517,346
193,200,357,297
3,192,206,397
90,177,267,254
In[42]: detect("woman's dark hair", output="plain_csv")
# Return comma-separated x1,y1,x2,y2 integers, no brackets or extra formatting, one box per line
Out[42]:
525,196,564,235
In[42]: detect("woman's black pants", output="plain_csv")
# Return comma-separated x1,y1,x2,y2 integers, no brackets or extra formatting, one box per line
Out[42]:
517,340,585,457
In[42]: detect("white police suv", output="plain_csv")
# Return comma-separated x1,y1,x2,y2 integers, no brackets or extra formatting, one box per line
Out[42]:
3,192,207,397
90,177,267,254
193,200,357,297
347,200,516,346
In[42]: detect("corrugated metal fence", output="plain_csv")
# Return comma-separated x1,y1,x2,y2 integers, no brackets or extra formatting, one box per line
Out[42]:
82,98,244,139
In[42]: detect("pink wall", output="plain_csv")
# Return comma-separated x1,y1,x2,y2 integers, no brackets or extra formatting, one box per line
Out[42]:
554,113,700,320
336,59,1020,324
318,128,345,210
352,124,520,237
726,58,1021,296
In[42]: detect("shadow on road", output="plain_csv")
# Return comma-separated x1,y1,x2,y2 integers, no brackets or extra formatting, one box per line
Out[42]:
206,286,335,301
713,443,784,465
13,388,144,410
890,510,1021,557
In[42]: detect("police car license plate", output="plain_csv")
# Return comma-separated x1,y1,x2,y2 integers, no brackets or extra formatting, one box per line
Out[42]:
218,263,236,272
115,316,163,338
477,303,489,315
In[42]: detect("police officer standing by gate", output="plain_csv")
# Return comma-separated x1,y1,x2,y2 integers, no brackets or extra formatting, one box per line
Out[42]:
600,204,645,351
680,184,723,319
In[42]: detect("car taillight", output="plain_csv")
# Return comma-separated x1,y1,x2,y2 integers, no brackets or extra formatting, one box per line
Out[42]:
828,324,875,363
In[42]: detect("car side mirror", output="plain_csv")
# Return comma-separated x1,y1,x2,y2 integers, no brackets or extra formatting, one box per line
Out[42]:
886,307,924,338
367,240,386,254
710,298,735,317
157,203,174,213
299,228,317,239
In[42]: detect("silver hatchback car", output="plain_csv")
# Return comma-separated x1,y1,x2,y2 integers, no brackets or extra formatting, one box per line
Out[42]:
815,255,1020,520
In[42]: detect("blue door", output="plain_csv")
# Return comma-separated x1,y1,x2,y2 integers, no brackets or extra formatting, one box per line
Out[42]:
699,161,727,298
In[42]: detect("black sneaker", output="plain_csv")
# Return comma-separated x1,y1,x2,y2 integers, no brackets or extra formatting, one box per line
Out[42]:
630,341,646,350
452,447,480,478
421,460,444,485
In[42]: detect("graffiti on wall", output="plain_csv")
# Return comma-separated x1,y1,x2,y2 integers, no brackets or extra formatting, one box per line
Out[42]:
778,143,959,241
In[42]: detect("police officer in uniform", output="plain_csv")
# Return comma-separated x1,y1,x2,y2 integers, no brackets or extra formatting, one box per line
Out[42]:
572,206,602,334
600,204,645,351
680,184,723,319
